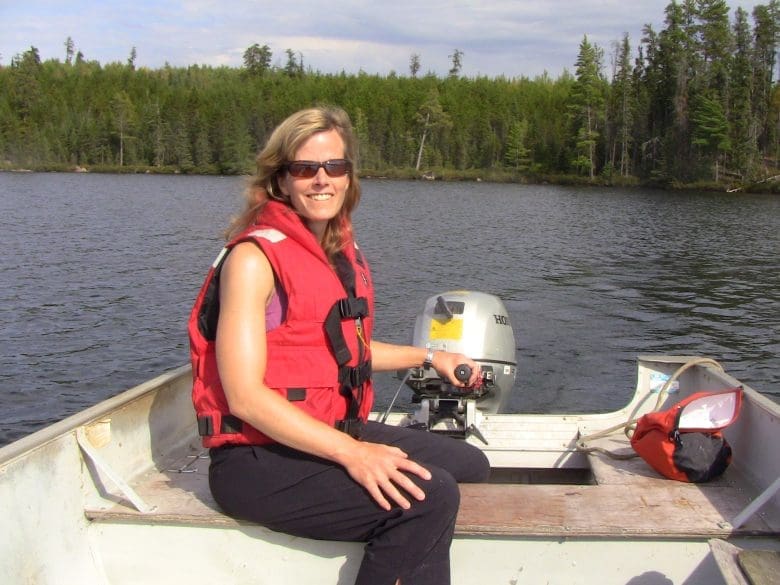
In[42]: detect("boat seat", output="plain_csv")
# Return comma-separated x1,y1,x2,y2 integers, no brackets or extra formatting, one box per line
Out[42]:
85,438,778,539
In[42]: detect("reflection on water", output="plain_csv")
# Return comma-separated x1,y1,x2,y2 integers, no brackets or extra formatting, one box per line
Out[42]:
357,181,779,414
0,173,777,446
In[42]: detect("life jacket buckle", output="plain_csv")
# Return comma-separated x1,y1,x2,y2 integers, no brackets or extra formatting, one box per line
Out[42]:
338,297,369,319
339,361,372,389
197,414,243,436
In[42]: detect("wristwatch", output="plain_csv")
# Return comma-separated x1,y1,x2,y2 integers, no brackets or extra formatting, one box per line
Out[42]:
422,347,435,369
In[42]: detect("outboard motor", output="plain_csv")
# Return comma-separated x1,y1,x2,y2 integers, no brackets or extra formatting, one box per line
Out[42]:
404,291,517,440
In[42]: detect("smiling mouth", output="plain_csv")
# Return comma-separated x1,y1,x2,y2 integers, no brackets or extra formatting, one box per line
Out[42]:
309,193,333,201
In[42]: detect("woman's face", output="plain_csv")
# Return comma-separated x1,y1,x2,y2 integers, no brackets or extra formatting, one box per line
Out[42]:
279,129,350,241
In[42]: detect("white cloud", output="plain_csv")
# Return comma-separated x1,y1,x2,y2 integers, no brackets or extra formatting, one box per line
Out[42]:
0,0,765,77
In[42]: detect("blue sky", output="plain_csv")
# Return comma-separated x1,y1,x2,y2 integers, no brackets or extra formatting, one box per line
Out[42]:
0,1,764,78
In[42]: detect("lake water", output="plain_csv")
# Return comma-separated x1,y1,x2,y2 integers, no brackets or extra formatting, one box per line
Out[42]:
1,172,778,446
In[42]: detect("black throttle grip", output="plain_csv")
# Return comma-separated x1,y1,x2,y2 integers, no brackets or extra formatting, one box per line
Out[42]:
454,364,472,383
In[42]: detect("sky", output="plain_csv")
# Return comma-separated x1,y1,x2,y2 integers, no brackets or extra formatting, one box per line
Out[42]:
0,1,765,79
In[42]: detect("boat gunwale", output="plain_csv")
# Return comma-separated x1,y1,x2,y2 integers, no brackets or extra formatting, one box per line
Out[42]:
3,354,777,467
0,364,192,466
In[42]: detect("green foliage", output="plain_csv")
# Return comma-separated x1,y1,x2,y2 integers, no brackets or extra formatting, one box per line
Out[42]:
692,93,731,179
448,49,464,78
692,94,730,151
2,4,780,190
503,119,532,171
567,36,606,178
608,34,635,177
243,43,272,76
0,50,580,176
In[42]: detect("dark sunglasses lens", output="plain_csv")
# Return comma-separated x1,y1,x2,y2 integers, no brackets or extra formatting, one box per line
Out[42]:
286,160,350,178
288,162,319,178
324,160,350,176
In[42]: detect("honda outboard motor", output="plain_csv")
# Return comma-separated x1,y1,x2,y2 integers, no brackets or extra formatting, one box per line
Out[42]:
404,291,517,440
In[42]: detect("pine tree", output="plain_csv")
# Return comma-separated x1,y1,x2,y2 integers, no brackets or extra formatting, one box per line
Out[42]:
284,49,303,77
692,93,731,180
751,1,780,161
666,1,698,178
695,0,733,91
64,37,74,65
503,118,531,172
243,44,272,76
111,91,136,166
448,49,463,78
611,34,635,176
568,36,605,178
409,54,421,78
414,89,452,171
730,7,757,178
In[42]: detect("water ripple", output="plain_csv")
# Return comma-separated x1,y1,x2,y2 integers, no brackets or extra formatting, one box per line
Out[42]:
0,174,777,445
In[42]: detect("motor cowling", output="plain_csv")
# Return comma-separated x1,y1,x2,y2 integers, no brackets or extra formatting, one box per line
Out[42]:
406,291,517,419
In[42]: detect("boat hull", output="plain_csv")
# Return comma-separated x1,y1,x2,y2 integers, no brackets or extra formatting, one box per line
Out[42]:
2,357,779,584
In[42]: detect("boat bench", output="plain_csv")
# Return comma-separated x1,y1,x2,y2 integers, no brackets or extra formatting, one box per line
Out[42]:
85,436,777,539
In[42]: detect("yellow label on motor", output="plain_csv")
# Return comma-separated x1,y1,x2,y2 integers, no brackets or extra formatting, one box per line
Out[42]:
429,318,463,340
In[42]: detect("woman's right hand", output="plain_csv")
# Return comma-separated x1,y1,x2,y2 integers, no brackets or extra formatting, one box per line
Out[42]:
338,440,432,511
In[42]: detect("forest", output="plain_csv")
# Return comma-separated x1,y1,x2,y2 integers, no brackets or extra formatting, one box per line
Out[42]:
1,0,779,191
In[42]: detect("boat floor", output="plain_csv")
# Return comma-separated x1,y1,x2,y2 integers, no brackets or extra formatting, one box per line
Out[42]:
85,434,777,539
710,539,780,585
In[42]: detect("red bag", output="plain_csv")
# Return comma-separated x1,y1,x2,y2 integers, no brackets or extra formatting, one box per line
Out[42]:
630,388,743,482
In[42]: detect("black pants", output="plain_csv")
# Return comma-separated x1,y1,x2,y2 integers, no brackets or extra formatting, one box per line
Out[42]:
209,421,490,585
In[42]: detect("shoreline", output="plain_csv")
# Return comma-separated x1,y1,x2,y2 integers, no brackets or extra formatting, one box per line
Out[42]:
2,164,778,194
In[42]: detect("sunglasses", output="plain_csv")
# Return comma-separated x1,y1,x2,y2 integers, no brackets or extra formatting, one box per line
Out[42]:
285,159,352,178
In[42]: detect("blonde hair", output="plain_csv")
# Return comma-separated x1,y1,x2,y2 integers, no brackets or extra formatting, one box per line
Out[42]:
226,106,361,260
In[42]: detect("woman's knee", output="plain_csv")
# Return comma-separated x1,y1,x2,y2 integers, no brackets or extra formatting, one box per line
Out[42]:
448,442,490,483
465,445,491,482
416,465,461,518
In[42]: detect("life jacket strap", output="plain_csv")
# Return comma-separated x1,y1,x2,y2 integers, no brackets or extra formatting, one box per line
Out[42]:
324,295,370,366
338,297,369,319
338,360,372,389
335,418,365,439
199,411,366,439
197,414,243,436
339,360,371,428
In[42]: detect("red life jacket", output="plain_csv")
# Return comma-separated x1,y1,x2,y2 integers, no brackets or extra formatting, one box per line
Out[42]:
188,201,374,448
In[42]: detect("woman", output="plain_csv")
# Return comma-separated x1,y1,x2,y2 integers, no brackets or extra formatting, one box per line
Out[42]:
189,106,490,585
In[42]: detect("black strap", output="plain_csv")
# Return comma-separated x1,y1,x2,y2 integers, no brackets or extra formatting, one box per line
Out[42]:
197,414,244,436
324,295,369,363
197,415,213,436
328,251,372,433
338,360,371,427
336,418,364,439
198,262,225,341
332,251,356,294
338,296,369,319
199,407,368,438
338,360,372,389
